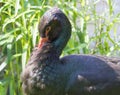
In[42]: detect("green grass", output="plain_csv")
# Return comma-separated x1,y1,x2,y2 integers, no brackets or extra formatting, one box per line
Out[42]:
0,0,120,95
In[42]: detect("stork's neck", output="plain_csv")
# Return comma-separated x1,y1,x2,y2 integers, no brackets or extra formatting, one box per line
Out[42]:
36,43,60,65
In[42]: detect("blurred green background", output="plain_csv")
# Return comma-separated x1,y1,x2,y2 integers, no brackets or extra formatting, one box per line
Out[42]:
0,0,120,95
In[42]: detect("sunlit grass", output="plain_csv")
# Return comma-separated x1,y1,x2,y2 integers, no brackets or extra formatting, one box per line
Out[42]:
0,0,120,95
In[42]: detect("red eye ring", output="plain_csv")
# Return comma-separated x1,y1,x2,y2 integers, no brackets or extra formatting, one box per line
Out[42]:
45,26,51,37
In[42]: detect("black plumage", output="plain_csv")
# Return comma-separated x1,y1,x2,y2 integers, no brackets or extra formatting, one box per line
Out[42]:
21,7,120,95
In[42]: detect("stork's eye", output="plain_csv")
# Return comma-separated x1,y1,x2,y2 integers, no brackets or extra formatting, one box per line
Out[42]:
45,26,51,37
